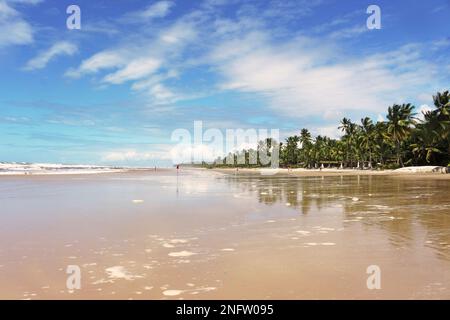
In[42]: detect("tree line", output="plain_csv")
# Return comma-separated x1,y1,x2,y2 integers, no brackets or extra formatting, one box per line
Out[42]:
210,90,449,169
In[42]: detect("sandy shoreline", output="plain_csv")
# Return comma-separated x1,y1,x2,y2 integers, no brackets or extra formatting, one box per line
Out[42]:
1,166,449,180
209,167,450,179
0,168,168,177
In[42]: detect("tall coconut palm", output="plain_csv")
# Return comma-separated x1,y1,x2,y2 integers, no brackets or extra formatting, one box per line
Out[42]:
284,135,300,166
433,90,450,119
359,117,375,168
373,121,390,166
386,103,416,166
432,91,450,161
411,112,442,164
299,128,312,146
338,117,355,167
299,128,312,167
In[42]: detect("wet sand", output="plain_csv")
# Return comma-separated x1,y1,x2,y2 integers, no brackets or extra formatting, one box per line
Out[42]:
0,169,449,299
212,167,450,178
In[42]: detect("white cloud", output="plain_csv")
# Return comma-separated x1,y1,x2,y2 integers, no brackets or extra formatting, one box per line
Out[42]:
417,92,433,104
417,104,432,121
24,41,78,70
210,34,439,119
328,25,367,39
102,57,161,84
312,125,342,139
121,1,174,23
432,38,450,50
101,147,173,163
141,1,174,19
66,15,199,104
0,0,33,47
102,150,152,162
65,51,128,78
148,83,176,103
82,21,120,37
160,21,197,44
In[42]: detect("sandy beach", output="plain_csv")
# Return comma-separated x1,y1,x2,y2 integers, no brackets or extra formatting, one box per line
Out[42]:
0,168,449,299
210,167,450,179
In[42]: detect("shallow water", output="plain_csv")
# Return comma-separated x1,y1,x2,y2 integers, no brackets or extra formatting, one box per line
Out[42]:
0,169,449,299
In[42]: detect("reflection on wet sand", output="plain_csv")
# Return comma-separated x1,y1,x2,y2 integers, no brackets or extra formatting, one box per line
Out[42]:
0,169,449,299
222,173,450,261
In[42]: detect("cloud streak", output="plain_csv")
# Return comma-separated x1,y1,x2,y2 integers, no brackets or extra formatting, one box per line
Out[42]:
0,0,34,48
24,41,78,70
121,1,175,23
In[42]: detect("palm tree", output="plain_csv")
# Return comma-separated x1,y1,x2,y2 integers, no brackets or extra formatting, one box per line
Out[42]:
411,111,442,163
299,128,312,167
284,135,300,166
359,117,375,168
432,91,450,162
386,103,416,167
338,117,356,167
312,135,327,168
373,121,390,166
299,128,312,146
433,91,450,119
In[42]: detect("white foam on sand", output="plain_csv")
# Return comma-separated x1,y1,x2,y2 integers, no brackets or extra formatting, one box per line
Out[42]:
305,242,336,246
163,289,184,296
318,227,335,231
163,286,217,297
105,266,141,281
168,251,197,257
221,248,235,252
176,259,191,263
169,239,189,244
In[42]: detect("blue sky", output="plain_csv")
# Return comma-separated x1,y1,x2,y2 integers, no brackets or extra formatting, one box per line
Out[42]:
0,0,449,166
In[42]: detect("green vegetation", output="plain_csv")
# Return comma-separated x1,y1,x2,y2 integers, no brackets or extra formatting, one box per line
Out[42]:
211,90,450,169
